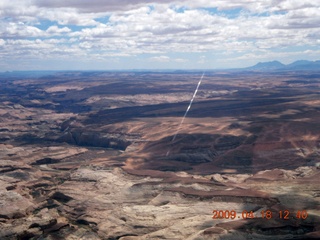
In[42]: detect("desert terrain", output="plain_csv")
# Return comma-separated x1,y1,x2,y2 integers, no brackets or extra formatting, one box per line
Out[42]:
0,70,320,239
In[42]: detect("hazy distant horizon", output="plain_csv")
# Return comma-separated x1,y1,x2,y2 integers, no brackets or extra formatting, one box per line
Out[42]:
1,59,319,73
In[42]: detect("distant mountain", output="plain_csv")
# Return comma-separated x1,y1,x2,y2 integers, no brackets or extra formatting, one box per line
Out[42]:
0,71,58,79
286,60,320,70
287,60,312,67
246,60,320,71
248,60,285,70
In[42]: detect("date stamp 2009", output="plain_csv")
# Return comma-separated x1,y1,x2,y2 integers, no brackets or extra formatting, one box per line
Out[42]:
212,209,308,220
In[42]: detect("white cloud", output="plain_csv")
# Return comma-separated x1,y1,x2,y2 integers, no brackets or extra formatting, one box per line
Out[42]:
0,0,319,69
150,55,170,62
0,22,44,38
32,0,183,12
0,39,5,47
39,10,100,26
46,25,71,34
272,0,320,11
174,58,187,63
149,56,187,63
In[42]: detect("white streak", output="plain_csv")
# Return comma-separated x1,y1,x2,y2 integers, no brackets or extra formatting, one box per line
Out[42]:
166,73,204,157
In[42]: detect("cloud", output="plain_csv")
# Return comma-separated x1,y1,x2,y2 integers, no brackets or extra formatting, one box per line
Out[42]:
46,26,71,34
32,0,183,12
0,22,44,38
272,0,320,11
150,55,170,62
174,58,187,63
0,0,319,69
0,39,5,46
39,10,100,26
149,56,187,63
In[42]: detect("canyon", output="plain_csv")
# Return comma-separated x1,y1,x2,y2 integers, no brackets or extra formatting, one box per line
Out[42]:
0,70,319,239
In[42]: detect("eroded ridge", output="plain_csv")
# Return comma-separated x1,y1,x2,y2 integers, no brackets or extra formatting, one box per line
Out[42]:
0,71,320,239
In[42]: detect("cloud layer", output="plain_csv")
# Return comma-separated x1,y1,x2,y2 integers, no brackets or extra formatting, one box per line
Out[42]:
0,0,319,70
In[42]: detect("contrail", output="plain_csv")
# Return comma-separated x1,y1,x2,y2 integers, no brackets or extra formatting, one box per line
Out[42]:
166,72,204,156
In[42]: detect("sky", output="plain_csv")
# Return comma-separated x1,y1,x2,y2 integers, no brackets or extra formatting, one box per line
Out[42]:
0,0,319,70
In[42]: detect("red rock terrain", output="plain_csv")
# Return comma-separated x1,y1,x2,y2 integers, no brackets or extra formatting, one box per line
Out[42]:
0,71,319,239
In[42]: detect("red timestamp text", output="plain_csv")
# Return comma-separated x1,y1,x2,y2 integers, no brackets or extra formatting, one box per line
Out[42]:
212,210,308,220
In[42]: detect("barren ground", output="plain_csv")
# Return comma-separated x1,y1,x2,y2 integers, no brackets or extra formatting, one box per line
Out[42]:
0,71,319,239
